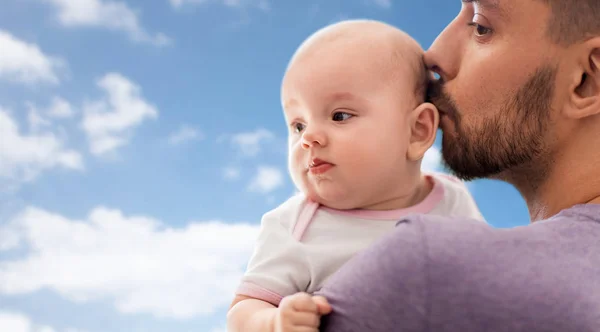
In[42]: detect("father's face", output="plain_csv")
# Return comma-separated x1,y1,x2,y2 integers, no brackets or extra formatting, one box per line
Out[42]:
424,0,560,182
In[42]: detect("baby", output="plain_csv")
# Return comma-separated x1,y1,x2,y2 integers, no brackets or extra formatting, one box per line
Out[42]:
227,19,485,332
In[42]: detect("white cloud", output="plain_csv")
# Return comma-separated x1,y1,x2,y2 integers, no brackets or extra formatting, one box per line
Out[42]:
168,125,202,145
44,0,171,46
0,312,30,332
170,0,270,11
231,128,274,157
24,97,75,132
223,166,240,180
27,108,52,133
47,96,75,118
0,311,87,332
248,166,283,194
0,30,64,85
82,73,158,156
0,206,260,319
0,311,69,332
422,146,442,172
0,108,83,183
371,0,391,8
0,223,21,251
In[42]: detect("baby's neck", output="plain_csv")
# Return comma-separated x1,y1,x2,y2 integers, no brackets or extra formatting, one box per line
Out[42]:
359,174,433,211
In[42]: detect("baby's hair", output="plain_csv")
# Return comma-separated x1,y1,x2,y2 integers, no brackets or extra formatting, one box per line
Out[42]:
286,19,429,107
386,32,429,107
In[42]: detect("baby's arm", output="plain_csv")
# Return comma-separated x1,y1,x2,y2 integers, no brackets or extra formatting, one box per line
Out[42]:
227,295,277,332
227,293,331,332
228,196,323,331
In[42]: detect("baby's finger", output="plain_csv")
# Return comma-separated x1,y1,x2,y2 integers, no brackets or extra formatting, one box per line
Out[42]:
312,296,332,315
291,326,319,332
291,293,319,313
290,312,320,328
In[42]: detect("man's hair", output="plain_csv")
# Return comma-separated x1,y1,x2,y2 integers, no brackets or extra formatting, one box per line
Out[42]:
543,0,600,45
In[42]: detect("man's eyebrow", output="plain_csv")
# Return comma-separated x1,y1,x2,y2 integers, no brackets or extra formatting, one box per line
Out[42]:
462,0,500,11
462,0,507,19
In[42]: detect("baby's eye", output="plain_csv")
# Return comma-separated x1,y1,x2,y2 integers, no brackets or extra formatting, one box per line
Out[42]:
292,122,306,133
332,112,353,122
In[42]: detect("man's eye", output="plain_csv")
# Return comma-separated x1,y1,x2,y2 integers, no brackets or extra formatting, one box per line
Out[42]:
293,123,305,133
468,22,492,37
332,112,353,122
475,24,492,36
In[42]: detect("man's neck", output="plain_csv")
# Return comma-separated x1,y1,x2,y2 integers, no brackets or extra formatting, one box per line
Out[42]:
517,149,600,222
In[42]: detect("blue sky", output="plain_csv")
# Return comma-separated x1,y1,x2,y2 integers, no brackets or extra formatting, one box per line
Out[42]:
0,1,530,331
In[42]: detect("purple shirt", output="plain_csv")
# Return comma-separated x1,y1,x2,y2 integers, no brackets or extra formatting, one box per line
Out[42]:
316,204,600,332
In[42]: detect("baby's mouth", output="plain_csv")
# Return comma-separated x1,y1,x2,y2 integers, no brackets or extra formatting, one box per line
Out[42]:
308,158,334,174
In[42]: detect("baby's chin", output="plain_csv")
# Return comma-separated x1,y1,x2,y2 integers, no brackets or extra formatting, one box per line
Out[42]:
304,187,359,210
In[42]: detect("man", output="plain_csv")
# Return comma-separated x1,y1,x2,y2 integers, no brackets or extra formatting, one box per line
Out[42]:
315,0,600,331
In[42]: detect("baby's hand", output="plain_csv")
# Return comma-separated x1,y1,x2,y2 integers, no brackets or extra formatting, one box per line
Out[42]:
274,292,332,332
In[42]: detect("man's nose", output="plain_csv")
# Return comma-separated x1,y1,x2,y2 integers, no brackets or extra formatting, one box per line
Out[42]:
424,17,465,82
301,125,326,149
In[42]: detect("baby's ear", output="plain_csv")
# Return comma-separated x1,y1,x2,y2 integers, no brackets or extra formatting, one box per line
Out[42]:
406,102,439,161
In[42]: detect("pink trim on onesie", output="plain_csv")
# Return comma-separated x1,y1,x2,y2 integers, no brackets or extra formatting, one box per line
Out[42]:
292,199,319,241
321,175,445,220
291,175,446,240
237,281,283,306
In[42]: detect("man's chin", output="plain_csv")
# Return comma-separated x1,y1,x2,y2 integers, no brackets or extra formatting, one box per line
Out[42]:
441,151,505,182
440,139,483,181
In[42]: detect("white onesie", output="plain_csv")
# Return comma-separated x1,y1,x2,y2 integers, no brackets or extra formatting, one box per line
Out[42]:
236,172,485,306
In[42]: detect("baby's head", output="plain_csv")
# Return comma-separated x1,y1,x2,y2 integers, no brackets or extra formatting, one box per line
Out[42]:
281,19,438,210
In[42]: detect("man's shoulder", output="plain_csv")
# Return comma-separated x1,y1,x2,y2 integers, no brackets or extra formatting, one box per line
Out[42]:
406,211,600,331
318,207,600,332
411,205,600,257
405,211,588,274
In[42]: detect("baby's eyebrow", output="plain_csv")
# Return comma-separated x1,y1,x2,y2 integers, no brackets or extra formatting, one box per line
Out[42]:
282,98,298,110
282,92,368,114
328,92,357,100
325,92,368,105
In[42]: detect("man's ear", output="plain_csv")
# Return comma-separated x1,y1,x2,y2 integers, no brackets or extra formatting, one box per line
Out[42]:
407,102,439,161
570,38,600,119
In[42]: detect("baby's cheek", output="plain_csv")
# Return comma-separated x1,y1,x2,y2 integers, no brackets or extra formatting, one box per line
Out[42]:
288,160,308,190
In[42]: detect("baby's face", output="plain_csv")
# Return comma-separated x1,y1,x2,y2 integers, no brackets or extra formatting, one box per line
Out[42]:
281,40,420,210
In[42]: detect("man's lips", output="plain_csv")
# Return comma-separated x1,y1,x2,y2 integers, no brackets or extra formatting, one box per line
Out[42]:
308,158,334,175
